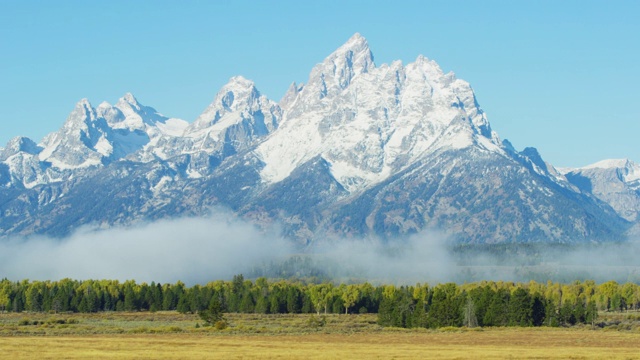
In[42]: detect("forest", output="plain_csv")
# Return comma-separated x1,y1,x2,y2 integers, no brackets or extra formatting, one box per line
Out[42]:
1,276,639,329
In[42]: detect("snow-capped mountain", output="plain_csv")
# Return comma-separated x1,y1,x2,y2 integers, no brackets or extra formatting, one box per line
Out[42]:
563,159,640,223
145,76,282,177
39,93,188,169
258,33,499,193
0,34,635,244
1,94,188,189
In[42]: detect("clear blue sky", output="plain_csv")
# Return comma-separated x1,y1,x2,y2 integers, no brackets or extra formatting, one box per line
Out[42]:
1,0,638,168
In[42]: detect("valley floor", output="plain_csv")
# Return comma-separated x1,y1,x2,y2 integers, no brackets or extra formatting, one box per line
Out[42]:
1,312,640,359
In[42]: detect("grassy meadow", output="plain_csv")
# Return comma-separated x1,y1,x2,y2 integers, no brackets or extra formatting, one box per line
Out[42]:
2,311,640,359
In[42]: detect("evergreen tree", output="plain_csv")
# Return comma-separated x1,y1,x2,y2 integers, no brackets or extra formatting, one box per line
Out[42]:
377,298,393,326
124,287,137,311
484,288,509,327
199,297,225,326
428,283,462,328
508,288,533,326
531,294,546,326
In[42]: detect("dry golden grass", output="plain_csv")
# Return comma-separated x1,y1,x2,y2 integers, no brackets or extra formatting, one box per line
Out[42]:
1,312,640,359
3,329,640,359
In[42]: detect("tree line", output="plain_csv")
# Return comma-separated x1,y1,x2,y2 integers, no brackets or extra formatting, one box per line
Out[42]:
1,277,639,328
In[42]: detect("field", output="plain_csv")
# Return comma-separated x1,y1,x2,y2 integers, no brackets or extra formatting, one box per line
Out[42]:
1,312,640,359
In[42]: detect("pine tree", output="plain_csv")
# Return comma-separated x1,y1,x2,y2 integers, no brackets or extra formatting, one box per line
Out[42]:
199,297,225,326
427,284,462,328
484,289,509,327
508,288,533,326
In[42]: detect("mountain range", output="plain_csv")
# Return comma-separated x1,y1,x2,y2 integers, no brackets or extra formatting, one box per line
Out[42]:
1,33,638,245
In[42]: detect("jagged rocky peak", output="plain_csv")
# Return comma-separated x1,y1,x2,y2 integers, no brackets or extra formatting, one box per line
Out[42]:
187,76,280,134
114,92,142,119
61,98,97,130
563,158,640,222
0,136,42,161
257,33,504,190
521,147,545,166
279,82,304,110
331,32,375,75
96,100,125,126
569,158,640,186
4,136,41,155
308,33,375,95
118,92,140,107
213,76,259,110
581,158,637,171
112,92,172,130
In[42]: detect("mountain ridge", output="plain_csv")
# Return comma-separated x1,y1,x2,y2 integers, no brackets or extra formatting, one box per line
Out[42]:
0,34,636,244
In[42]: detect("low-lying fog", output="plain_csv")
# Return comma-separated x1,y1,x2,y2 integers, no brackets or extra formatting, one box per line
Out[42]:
1,210,639,284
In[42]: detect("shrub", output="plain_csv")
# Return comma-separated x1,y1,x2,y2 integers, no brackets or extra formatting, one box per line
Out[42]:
438,326,462,333
307,315,326,329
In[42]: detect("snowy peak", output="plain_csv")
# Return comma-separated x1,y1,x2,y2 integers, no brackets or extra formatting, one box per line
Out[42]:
63,98,97,129
189,76,257,131
279,82,304,110
257,34,504,191
563,158,640,222
38,98,108,169
573,158,640,184
146,75,283,175
214,76,259,111
324,33,375,76
2,136,41,156
187,76,279,135
36,94,187,170
580,158,636,171
0,136,42,166
112,92,171,130
308,33,375,95
118,92,139,107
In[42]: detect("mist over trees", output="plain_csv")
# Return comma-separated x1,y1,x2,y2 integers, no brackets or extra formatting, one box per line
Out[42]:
1,277,639,329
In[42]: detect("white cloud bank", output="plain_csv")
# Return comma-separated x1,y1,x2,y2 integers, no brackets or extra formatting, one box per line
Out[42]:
1,209,639,285
0,210,292,284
